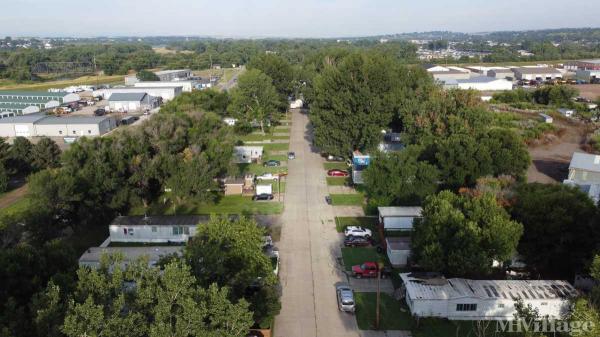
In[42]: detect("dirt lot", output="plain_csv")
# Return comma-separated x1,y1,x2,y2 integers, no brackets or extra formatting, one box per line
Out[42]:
527,118,589,183
569,84,600,101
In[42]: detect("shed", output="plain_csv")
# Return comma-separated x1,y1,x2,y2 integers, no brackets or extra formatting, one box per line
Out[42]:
539,113,553,124
224,177,245,195
378,206,422,231
558,108,574,118
109,92,156,112
386,237,411,267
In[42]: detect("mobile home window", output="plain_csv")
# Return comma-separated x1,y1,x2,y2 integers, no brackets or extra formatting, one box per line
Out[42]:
128,228,134,235
151,226,157,233
173,226,183,235
183,226,190,235
456,304,477,312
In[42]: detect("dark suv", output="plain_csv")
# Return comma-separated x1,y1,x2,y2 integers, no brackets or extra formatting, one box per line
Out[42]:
253,193,274,201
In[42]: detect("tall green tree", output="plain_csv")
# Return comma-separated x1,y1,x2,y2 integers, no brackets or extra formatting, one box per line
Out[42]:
31,138,61,171
510,183,600,278
434,134,493,189
135,69,160,81
363,145,440,206
228,69,280,133
248,53,294,108
7,137,32,175
310,52,403,155
412,191,523,277
480,129,531,180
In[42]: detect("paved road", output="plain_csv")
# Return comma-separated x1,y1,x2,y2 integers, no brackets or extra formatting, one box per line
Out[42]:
275,109,360,337
218,66,245,91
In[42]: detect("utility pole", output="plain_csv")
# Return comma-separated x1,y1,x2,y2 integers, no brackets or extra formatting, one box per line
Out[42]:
375,262,382,330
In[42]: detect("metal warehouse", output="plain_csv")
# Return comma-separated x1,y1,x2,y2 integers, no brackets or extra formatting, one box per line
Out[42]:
0,115,117,138
512,67,562,81
93,86,182,101
124,69,192,85
0,103,40,117
134,80,194,92
108,93,158,112
0,90,80,104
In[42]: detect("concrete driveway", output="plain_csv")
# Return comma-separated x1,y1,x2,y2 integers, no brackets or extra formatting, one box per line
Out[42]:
275,110,361,337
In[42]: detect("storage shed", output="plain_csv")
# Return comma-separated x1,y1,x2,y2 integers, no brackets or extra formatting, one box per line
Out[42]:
400,273,578,320
386,237,411,267
378,206,422,231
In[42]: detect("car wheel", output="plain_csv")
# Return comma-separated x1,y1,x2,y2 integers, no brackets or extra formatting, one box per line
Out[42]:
376,246,384,254
365,234,371,239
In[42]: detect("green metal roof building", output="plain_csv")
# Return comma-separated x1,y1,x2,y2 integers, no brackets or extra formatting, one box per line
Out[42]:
0,91,81,105
0,103,41,117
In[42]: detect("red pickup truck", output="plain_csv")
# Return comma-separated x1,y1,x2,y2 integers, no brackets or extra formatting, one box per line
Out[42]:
351,262,392,279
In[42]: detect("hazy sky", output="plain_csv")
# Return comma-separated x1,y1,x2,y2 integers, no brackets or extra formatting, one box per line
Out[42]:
2,0,598,38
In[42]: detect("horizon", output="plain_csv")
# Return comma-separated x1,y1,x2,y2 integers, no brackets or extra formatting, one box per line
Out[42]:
1,0,598,38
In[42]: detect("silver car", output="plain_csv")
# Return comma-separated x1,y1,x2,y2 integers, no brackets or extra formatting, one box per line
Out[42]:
336,285,355,313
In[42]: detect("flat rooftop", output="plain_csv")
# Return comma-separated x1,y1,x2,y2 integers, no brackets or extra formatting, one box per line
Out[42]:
378,206,422,217
569,152,600,173
110,215,211,227
79,246,183,264
401,273,578,301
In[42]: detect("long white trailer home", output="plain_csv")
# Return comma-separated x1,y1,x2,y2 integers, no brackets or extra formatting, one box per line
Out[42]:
400,273,577,321
93,86,182,101
109,215,210,243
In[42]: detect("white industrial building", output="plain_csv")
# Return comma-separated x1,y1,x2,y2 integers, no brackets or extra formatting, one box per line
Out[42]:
125,69,192,85
134,81,194,93
79,246,183,268
386,237,411,267
563,152,600,203
93,86,182,101
400,273,577,320
447,76,513,91
513,67,562,81
108,93,158,112
0,103,40,117
0,90,80,105
0,115,117,138
378,206,422,231
425,65,471,83
108,215,209,243
234,146,264,163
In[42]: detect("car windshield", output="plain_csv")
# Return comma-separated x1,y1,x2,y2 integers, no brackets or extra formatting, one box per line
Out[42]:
342,299,354,305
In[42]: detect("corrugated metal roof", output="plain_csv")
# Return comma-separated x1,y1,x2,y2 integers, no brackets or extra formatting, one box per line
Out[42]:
401,273,578,301
38,116,112,125
378,206,422,217
0,98,55,104
457,76,504,84
110,215,210,227
569,152,600,173
514,67,561,75
0,90,69,98
0,115,47,124
0,103,37,110
108,92,147,102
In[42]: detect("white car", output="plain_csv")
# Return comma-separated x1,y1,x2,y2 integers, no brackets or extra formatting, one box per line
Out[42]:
344,226,372,239
336,285,356,313
256,173,279,181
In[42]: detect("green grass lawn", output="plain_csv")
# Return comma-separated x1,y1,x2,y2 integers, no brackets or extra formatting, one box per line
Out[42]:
326,177,349,186
130,195,284,216
324,162,349,170
238,163,288,175
274,126,290,132
239,133,290,142
341,247,385,271
270,181,286,193
330,194,364,206
263,143,290,152
0,197,31,217
355,294,479,336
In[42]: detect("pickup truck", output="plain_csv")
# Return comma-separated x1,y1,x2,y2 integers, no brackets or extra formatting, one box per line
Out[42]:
351,262,392,279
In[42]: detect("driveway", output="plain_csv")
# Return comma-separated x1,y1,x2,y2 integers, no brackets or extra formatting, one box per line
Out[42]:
275,110,360,336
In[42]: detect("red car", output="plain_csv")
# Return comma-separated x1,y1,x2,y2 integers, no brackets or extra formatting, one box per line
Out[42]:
327,169,349,177
351,262,392,279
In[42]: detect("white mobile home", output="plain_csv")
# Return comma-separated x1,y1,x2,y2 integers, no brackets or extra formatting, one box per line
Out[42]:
78,246,183,268
563,152,600,203
108,215,209,243
400,273,577,320
234,146,264,163
378,206,422,231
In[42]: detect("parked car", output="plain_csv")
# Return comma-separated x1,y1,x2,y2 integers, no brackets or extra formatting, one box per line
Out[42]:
351,262,393,279
264,160,281,167
343,236,372,247
325,196,332,205
344,226,372,239
288,152,296,160
327,169,349,177
256,173,279,181
253,193,274,201
94,108,105,116
336,285,356,313
327,155,345,162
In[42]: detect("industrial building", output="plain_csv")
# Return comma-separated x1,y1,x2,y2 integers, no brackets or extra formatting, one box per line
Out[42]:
513,67,562,81
487,68,515,80
446,76,513,91
93,86,182,102
134,81,194,92
108,93,158,112
400,273,577,320
425,65,471,83
125,69,192,85
0,103,40,117
0,90,80,104
568,59,600,71
0,115,117,138
576,69,600,82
